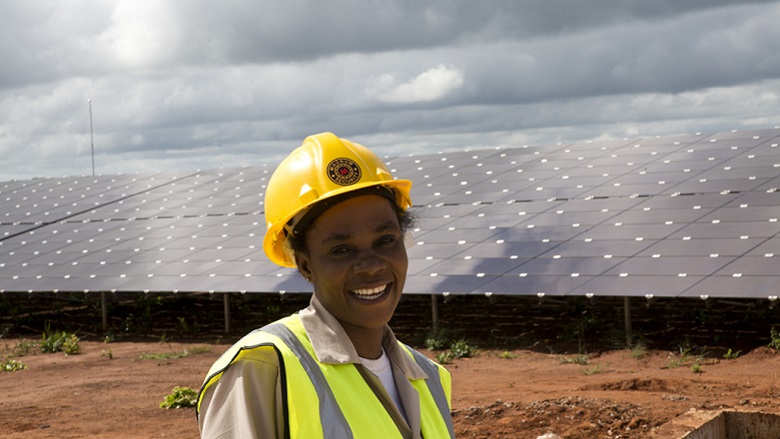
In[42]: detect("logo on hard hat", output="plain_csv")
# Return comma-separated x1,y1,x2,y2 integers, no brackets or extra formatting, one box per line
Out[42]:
327,158,361,186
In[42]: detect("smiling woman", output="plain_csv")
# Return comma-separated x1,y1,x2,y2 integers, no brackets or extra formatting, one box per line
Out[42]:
196,133,455,439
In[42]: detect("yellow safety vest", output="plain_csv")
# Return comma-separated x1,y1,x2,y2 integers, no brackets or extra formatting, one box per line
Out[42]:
198,314,454,438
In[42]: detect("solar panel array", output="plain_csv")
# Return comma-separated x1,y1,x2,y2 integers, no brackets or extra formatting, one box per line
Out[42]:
1,128,779,301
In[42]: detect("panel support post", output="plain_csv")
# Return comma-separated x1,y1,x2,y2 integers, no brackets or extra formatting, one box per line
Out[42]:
224,293,231,334
623,296,632,347
101,291,108,332
431,294,439,333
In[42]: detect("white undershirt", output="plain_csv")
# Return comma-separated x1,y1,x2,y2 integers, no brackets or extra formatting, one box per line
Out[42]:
360,348,407,421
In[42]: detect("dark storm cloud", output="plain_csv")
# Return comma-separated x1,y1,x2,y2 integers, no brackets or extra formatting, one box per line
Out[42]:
1,1,779,180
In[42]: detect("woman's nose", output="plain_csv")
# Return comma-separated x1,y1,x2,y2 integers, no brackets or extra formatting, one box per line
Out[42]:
353,252,384,275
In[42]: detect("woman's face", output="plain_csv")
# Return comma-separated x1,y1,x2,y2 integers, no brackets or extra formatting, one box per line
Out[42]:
296,194,408,332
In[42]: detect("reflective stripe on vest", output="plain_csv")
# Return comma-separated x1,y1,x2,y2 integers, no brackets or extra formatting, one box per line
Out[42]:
262,322,353,439
198,314,454,438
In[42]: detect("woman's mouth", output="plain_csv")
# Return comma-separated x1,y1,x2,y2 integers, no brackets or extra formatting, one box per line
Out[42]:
349,283,389,301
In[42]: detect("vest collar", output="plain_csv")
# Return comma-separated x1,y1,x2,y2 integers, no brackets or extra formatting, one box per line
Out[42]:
300,295,428,380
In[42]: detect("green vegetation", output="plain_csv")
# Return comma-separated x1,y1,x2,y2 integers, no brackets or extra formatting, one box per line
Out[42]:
160,386,198,409
668,345,708,372
560,354,590,365
498,350,518,359
0,339,35,372
630,344,648,360
584,364,603,375
434,338,478,365
723,348,741,360
769,326,780,351
1,358,27,372
424,327,458,351
139,345,211,361
40,325,80,355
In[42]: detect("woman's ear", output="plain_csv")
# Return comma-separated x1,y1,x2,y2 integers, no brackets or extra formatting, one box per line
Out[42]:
296,252,314,282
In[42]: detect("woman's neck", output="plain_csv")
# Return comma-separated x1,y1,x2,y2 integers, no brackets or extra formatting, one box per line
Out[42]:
342,323,385,359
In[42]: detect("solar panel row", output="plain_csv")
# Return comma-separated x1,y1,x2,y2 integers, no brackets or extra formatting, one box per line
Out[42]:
1,128,779,302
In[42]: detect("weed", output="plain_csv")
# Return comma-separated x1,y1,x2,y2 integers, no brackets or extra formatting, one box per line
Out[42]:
40,325,80,355
435,351,455,365
449,339,477,359
425,327,457,351
630,344,647,360
769,326,780,351
560,354,590,365
691,363,703,374
584,364,603,375
10,339,37,357
1,358,27,372
160,386,198,409
498,350,518,359
101,349,114,359
139,345,211,361
723,348,742,360
175,317,201,337
669,346,706,369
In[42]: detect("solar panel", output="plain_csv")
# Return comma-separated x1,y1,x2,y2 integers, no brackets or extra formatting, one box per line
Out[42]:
1,128,779,301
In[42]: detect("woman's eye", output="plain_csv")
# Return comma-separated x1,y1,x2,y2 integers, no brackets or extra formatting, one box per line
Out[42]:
329,246,352,255
377,235,398,246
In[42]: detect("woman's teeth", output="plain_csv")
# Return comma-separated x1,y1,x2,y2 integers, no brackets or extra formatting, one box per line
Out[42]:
351,284,387,299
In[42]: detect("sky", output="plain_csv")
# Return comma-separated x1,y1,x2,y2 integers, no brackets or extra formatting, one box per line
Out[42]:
2,1,780,181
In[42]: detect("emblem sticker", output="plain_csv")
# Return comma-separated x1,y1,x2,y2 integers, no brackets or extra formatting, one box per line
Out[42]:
327,158,361,186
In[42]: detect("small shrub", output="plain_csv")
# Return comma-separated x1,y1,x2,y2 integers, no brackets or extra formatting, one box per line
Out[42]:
425,327,456,351
449,339,476,359
160,386,198,409
691,363,703,374
1,358,27,372
723,348,742,360
41,326,80,355
499,350,518,359
435,351,455,365
769,326,780,351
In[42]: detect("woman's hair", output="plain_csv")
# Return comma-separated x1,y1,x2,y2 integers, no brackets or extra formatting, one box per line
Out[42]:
286,200,416,257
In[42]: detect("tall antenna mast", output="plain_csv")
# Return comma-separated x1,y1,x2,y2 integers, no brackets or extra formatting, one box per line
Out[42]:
88,98,95,176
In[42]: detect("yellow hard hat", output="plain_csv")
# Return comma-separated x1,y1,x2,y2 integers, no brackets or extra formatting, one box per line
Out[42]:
263,132,412,267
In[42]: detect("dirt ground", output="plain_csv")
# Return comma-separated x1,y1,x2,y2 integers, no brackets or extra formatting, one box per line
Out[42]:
1,293,780,438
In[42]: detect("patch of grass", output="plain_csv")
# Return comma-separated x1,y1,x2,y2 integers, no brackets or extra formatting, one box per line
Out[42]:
139,345,211,360
630,344,647,360
668,346,707,369
584,364,603,375
4,339,37,358
160,386,198,409
560,354,590,365
691,363,703,374
498,350,518,359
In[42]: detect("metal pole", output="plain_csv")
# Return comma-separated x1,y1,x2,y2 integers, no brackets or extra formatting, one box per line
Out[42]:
101,291,107,332
223,293,231,333
431,294,439,332
88,99,95,176
624,296,633,347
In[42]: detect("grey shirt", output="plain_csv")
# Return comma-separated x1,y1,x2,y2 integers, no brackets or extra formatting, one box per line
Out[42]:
198,295,430,439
